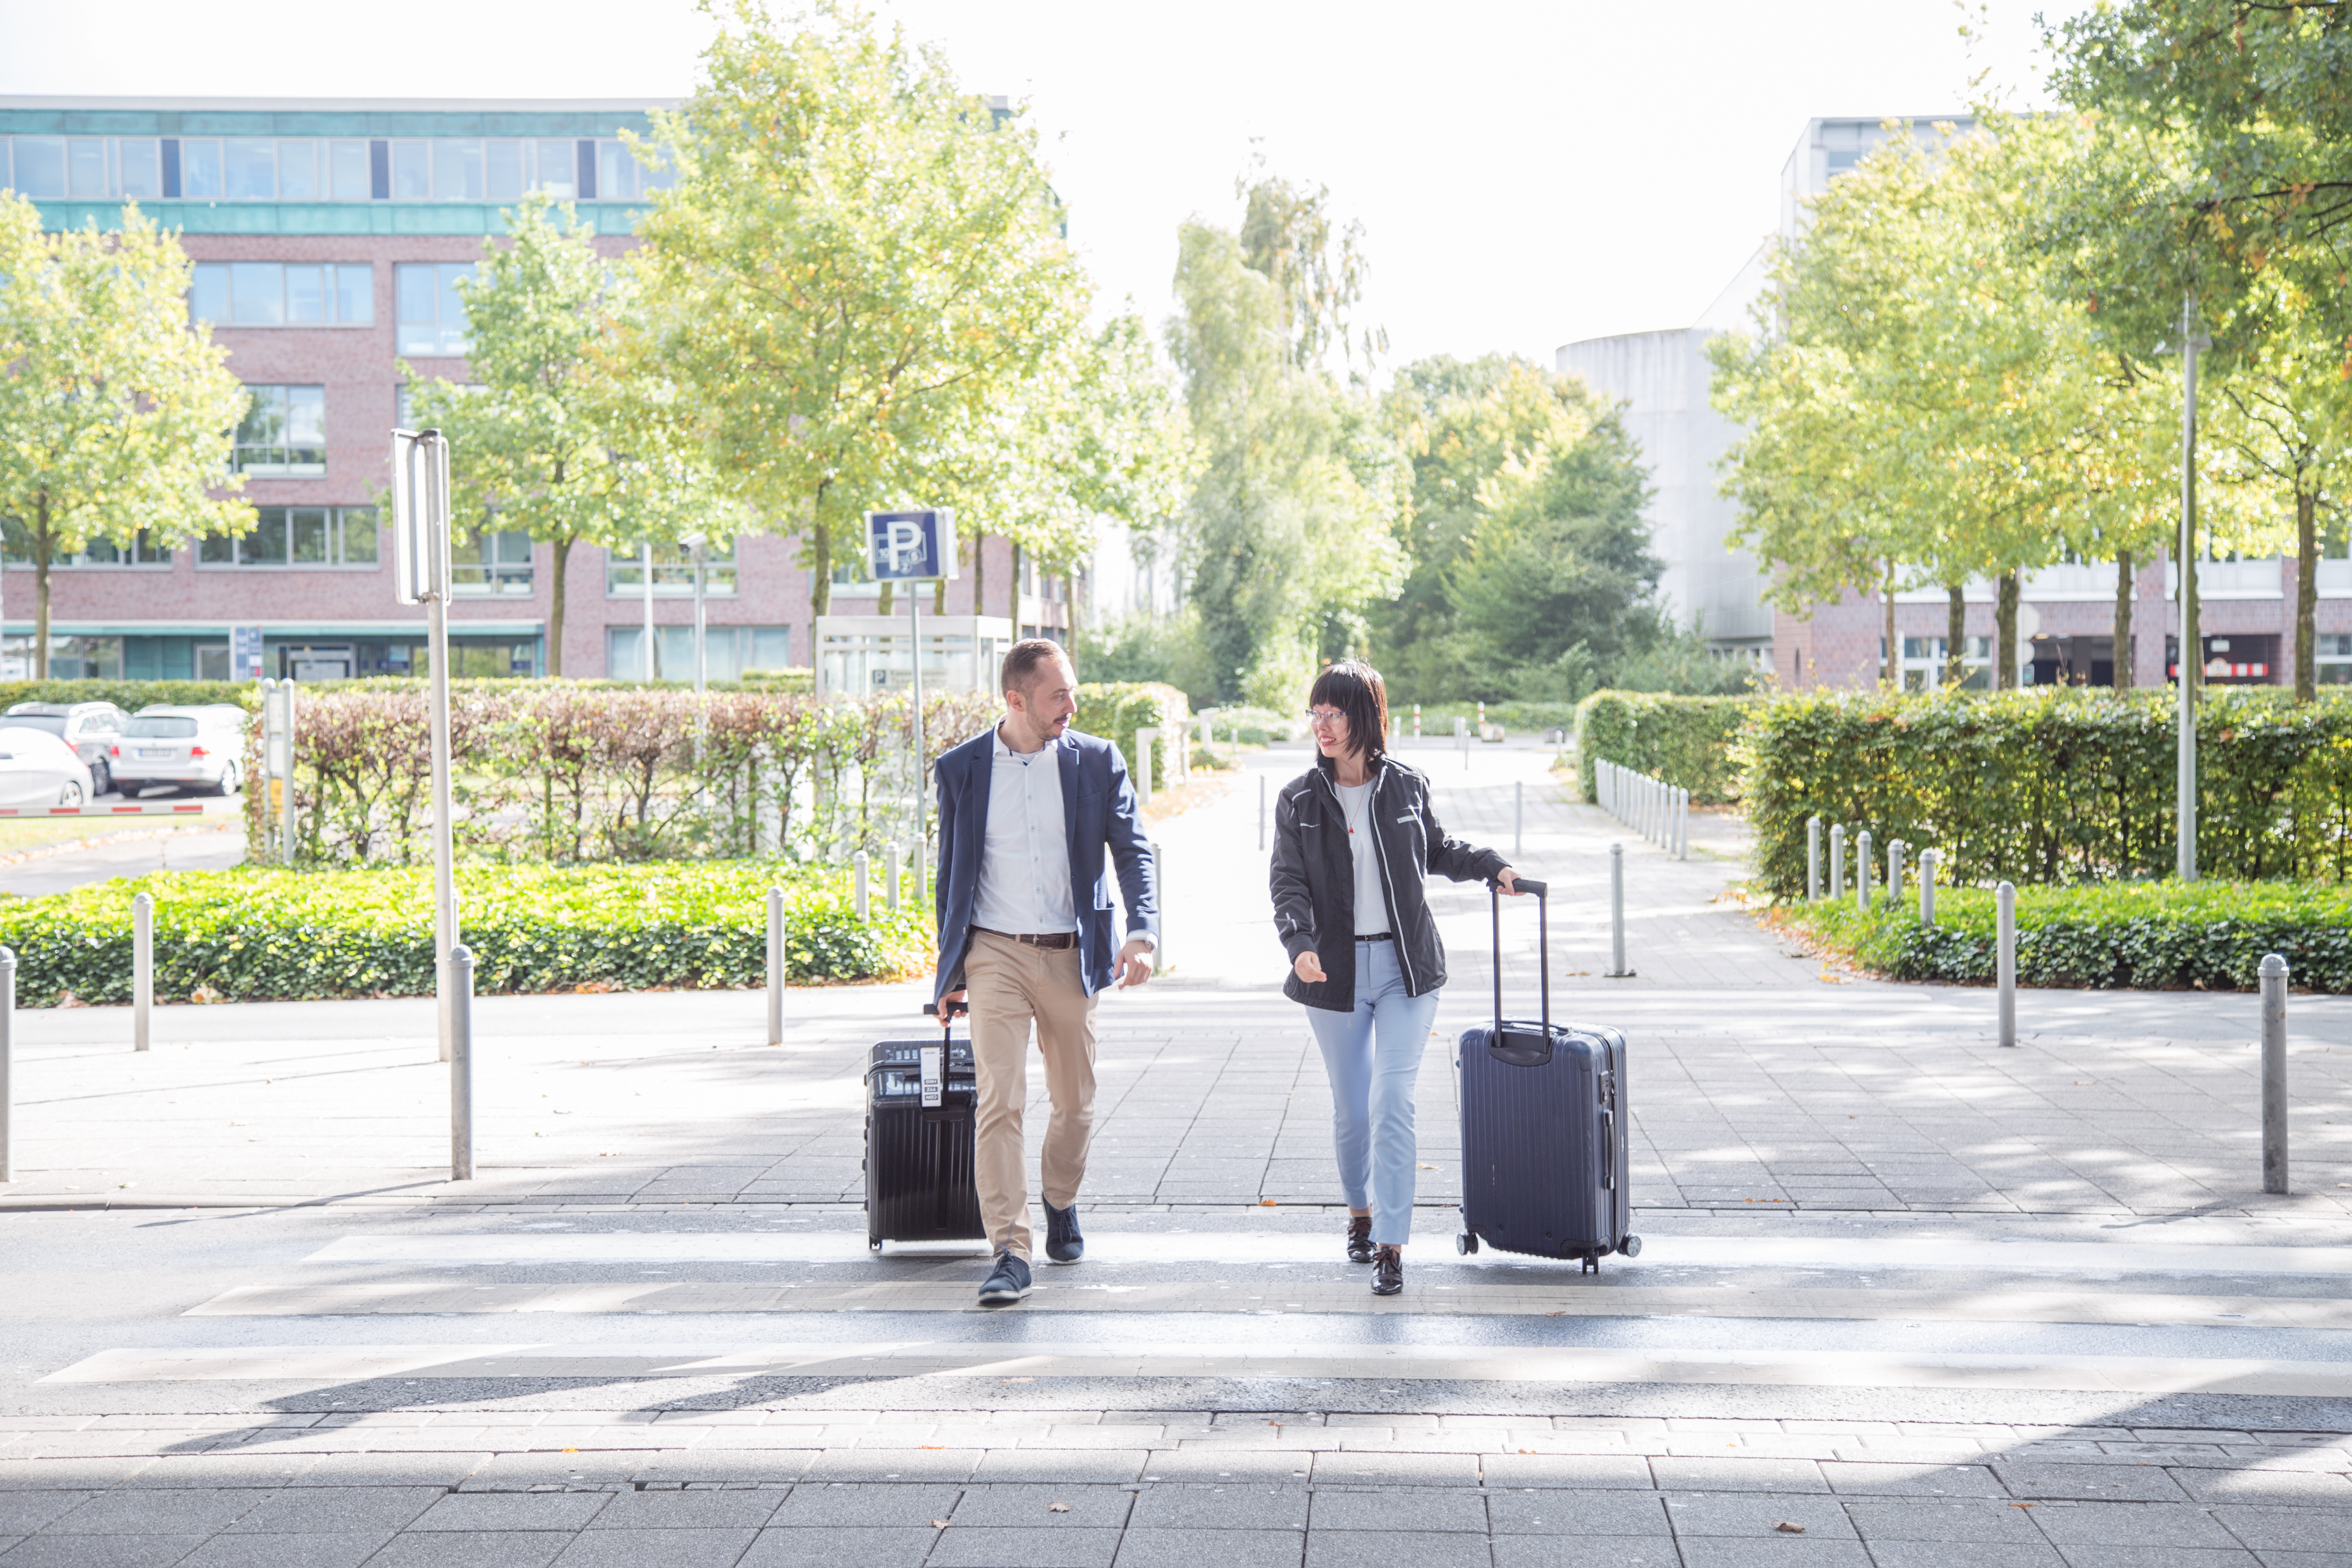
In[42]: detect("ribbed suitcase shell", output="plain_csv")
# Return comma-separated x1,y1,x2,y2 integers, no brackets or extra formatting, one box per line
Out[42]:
864,1038,986,1249
1457,1021,1630,1266
1453,881,1635,1270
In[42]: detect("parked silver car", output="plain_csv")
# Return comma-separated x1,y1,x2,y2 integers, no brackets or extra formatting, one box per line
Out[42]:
0,701,129,796
107,705,248,797
0,726,95,808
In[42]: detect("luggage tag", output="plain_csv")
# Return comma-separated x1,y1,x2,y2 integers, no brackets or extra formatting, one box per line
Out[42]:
919,1044,943,1108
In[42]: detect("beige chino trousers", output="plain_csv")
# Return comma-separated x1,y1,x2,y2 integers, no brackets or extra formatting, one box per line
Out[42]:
965,929,1099,1262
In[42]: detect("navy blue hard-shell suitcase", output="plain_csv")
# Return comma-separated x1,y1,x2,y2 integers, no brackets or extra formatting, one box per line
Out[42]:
1455,878,1640,1272
863,1002,986,1250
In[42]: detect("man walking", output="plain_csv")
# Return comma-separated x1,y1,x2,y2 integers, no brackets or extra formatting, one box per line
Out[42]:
934,640,1158,1306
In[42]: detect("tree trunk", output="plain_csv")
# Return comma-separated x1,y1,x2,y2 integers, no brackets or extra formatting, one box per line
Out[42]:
546,533,575,677
933,573,947,613
1011,542,1024,633
2296,488,2318,701
973,532,988,622
1066,560,1084,648
33,493,52,681
1882,561,1899,687
1945,584,1966,688
808,515,832,620
1994,569,2020,690
2113,548,2134,690
877,579,894,617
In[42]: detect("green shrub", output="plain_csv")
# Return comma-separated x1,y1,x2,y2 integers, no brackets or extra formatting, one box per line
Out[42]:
1774,879,2352,992
0,862,929,1007
1743,688,2352,900
1072,682,1190,786
0,680,257,714
1573,691,1758,804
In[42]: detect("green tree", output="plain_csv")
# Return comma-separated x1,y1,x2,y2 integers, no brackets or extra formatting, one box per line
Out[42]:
1166,215,1404,706
633,0,1090,622
405,196,732,676
0,196,251,676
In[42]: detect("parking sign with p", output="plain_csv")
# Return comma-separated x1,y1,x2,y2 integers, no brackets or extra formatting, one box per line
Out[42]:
865,509,957,582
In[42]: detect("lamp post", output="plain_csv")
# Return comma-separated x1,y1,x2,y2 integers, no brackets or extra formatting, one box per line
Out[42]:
2176,294,2211,882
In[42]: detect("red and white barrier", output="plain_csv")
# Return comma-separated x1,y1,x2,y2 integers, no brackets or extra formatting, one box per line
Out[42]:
0,802,213,819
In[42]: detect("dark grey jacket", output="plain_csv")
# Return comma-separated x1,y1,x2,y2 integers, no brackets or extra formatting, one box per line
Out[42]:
1269,753,1506,1011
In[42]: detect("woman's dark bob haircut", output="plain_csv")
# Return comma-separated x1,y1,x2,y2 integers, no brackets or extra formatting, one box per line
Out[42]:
1309,658,1391,764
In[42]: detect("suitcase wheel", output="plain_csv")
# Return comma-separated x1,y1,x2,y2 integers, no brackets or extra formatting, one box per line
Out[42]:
1455,1232,1478,1256
1580,1252,1600,1275
1618,1235,1642,1259
868,1237,882,1252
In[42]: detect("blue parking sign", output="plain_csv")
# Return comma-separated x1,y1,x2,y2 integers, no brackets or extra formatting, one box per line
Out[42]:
865,509,957,582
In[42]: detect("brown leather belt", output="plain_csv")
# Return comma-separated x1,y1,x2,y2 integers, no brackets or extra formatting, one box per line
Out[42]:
974,926,1078,950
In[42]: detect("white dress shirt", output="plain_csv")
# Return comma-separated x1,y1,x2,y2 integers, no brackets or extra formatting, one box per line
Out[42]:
972,726,1079,935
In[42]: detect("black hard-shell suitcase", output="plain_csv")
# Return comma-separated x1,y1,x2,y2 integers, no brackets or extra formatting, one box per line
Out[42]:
863,1003,986,1250
1455,877,1640,1272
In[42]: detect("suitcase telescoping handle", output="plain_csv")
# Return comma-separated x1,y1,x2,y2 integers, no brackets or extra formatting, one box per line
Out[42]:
1487,874,1550,1038
922,999,966,1037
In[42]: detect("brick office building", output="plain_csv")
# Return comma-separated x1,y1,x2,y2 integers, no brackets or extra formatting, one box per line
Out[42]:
0,95,1071,686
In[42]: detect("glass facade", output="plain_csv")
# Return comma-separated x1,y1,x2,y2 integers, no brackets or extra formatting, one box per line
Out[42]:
191,263,372,327
453,529,535,595
607,625,793,683
607,541,739,597
3,135,667,205
198,507,378,568
395,263,475,355
231,386,328,476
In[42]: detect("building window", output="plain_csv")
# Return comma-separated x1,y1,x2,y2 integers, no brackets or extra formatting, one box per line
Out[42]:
594,140,673,201
1898,634,1992,691
608,625,792,682
232,386,327,476
2320,634,2352,685
5,135,651,205
607,541,739,597
454,529,534,595
0,635,123,681
191,263,372,327
395,262,474,356
2,136,163,201
0,524,172,568
198,506,377,568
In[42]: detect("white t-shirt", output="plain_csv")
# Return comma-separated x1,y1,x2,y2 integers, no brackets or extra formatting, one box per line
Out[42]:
1335,780,1390,936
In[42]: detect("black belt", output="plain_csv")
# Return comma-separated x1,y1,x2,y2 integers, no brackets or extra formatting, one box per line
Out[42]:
1353,931,1394,942
975,926,1078,950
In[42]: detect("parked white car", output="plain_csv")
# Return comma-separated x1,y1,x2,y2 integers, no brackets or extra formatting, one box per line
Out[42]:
0,701,130,796
108,705,248,797
0,726,96,808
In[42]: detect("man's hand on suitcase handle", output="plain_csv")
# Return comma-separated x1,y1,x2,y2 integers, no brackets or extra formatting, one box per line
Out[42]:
927,995,969,1029
1492,867,1539,896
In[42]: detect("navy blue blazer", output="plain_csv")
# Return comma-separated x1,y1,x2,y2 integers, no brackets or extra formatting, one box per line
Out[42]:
933,725,1158,1001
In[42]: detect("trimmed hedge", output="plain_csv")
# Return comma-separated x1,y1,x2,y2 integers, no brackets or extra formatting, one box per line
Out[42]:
0,680,256,714
1744,688,2352,900
1772,880,2352,992
0,862,930,1007
1573,691,1758,804
1072,682,1191,786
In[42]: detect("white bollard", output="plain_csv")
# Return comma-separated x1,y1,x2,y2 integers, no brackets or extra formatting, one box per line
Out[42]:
1888,839,1905,912
1676,786,1690,861
449,942,475,1182
1259,773,1267,853
766,887,786,1047
885,841,901,913
853,850,870,921
912,836,928,906
132,891,153,1053
1920,848,1939,926
1996,881,2017,1048
1808,816,1822,901
1856,829,1873,913
1606,843,1632,977
0,945,12,1182
1151,839,1167,975
1134,727,1159,809
1828,824,1845,902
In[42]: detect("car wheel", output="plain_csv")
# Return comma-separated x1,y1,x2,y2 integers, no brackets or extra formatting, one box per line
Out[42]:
206,762,240,798
90,761,111,797
58,780,83,808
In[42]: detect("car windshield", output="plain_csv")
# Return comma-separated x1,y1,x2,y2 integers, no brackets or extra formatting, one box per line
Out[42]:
124,717,198,739
1,715,66,736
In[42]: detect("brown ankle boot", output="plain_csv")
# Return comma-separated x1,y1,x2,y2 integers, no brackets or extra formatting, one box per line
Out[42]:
1346,1214,1373,1265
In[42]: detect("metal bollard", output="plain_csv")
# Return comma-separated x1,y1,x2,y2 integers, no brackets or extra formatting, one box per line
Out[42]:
132,891,153,1053
1828,824,1845,902
1151,839,1167,975
912,836,928,906
1258,773,1267,853
884,842,900,913
448,942,475,1182
766,887,785,1047
1808,816,1822,901
853,850,870,921
1856,830,1873,913
1606,843,1633,977
1888,839,1905,912
2261,952,2289,1194
1996,881,2017,1048
0,945,12,1182
1676,786,1690,861
1514,780,1523,859
1920,848,1938,926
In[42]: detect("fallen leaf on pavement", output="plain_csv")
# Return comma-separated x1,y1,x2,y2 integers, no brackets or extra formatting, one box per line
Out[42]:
1776,1522,1806,1534
1048,1502,1072,1513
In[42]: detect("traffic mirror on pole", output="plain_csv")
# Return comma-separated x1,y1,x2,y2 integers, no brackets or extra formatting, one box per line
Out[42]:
390,429,451,606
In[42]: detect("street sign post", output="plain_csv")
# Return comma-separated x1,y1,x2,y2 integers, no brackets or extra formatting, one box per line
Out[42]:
391,428,459,1064
866,510,959,839
229,626,265,681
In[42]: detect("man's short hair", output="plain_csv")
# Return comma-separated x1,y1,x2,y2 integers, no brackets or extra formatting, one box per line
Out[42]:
1001,637,1072,695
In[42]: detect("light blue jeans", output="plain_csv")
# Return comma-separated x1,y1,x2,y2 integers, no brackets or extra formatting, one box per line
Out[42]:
1305,939,1442,1246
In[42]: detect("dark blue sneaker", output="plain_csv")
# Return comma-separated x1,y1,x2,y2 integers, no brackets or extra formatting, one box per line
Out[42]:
978,1250,1032,1306
1044,1200,1084,1264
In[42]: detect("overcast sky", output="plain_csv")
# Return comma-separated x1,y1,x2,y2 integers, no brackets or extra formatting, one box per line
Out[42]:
1,0,2092,371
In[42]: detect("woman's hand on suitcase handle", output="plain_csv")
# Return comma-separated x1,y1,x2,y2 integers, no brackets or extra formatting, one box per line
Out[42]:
1294,950,1326,983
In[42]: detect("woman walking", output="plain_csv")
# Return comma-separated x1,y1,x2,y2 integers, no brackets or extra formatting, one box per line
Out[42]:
1268,660,1522,1296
